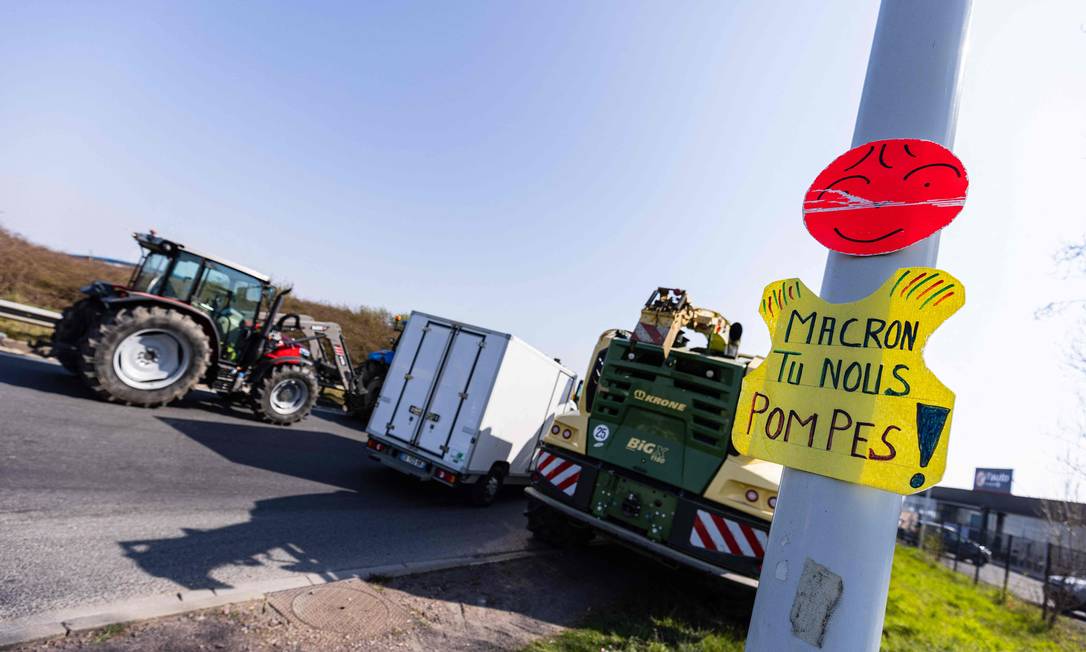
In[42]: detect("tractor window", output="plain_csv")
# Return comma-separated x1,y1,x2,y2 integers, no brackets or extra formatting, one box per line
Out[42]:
192,261,266,355
162,253,202,300
130,252,170,293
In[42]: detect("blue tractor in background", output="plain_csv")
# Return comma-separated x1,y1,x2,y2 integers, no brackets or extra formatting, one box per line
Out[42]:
349,314,407,423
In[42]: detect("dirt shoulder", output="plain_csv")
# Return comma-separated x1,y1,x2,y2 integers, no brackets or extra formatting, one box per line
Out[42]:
12,546,744,652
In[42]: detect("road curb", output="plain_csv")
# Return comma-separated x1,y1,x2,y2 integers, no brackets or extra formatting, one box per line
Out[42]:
0,548,545,649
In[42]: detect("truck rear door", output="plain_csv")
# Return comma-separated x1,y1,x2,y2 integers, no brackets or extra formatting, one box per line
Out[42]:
384,320,454,444
414,327,488,458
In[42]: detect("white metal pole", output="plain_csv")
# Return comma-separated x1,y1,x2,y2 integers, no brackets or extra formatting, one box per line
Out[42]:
745,2,972,650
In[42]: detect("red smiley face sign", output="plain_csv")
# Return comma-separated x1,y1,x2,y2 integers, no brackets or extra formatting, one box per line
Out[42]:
803,139,968,256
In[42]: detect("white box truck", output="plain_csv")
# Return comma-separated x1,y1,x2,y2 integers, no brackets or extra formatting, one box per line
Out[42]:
365,312,576,505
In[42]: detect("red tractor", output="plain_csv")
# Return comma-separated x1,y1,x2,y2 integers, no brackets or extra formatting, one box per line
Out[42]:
51,232,320,425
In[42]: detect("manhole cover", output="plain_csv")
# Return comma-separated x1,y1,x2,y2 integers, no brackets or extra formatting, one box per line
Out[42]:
290,585,394,635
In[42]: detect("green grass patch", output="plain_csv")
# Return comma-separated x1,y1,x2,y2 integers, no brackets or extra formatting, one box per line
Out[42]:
527,546,1086,652
91,623,126,644
882,547,1083,652
0,316,51,347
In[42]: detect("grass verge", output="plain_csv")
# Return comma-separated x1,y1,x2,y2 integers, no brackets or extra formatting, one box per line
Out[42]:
0,317,51,348
527,546,1086,652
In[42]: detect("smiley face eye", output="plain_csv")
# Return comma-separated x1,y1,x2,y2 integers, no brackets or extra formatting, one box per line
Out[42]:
903,162,961,182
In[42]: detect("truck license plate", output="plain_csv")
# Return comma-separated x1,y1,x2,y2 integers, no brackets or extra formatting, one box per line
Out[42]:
399,452,427,469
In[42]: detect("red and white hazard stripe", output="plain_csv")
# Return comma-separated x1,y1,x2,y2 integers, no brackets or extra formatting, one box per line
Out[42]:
689,509,767,558
631,321,665,345
535,450,581,497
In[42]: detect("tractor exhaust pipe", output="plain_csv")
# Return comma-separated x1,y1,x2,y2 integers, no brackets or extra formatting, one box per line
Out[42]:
261,287,292,341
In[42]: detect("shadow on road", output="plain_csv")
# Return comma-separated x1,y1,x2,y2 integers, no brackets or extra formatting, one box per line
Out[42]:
0,352,98,399
116,487,754,641
117,488,525,591
158,416,371,490
119,491,375,590
119,417,525,591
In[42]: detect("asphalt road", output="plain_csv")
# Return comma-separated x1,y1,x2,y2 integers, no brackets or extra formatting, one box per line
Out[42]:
0,352,533,623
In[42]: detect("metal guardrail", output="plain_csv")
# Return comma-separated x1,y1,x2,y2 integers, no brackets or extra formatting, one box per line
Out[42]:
0,299,62,329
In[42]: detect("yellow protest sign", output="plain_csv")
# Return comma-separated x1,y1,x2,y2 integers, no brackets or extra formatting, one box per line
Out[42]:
731,267,964,494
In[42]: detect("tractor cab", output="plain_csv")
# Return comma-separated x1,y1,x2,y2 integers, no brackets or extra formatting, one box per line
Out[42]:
127,232,275,362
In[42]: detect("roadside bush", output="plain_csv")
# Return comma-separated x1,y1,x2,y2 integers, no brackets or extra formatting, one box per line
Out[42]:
920,526,944,563
0,224,129,308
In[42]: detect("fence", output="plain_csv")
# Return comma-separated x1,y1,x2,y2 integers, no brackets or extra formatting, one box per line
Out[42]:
897,518,1086,615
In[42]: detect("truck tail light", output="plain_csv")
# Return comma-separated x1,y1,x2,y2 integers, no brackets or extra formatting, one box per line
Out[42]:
434,469,458,484
367,439,385,452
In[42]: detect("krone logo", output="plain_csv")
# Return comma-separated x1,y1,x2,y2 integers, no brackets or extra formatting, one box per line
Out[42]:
632,389,688,412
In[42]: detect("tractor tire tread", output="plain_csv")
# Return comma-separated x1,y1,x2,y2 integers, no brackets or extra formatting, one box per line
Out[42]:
250,364,319,426
53,298,102,374
79,306,210,407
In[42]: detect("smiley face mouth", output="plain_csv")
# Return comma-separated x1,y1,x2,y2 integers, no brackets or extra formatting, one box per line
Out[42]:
832,227,904,243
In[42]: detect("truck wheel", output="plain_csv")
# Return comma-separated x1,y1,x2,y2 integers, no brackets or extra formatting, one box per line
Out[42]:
469,467,505,507
53,299,101,374
526,496,594,546
80,306,210,406
251,365,319,426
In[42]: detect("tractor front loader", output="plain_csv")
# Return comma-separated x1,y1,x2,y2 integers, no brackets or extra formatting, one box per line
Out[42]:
50,232,321,425
274,314,373,417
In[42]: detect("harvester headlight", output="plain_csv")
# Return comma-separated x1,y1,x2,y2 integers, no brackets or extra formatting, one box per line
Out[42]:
550,424,560,435
768,495,777,509
562,429,572,439
745,489,759,503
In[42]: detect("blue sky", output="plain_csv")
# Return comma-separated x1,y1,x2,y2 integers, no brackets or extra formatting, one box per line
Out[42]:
1,1,1084,499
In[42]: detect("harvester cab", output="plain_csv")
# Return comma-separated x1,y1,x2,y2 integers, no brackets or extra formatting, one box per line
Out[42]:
51,232,321,425
631,287,742,358
526,288,781,581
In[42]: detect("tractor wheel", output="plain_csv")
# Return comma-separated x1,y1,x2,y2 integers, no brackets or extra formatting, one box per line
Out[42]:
52,299,102,374
80,306,210,406
526,495,594,546
359,376,384,422
251,364,319,426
